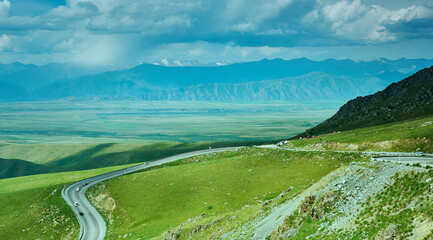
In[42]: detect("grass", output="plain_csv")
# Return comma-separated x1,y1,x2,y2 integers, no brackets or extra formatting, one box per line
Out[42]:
268,164,433,240
0,141,270,179
287,115,433,153
0,101,340,144
326,169,433,240
0,164,136,240
88,147,368,239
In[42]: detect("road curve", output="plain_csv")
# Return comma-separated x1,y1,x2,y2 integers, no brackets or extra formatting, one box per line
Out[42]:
62,147,240,240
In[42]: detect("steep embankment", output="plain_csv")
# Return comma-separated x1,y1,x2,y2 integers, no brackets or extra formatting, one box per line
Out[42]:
299,65,433,138
235,161,433,240
287,115,433,153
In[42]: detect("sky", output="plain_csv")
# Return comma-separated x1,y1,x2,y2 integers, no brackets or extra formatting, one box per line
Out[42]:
0,0,432,66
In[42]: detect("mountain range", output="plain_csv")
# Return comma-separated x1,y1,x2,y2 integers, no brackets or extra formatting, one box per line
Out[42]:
2,58,433,102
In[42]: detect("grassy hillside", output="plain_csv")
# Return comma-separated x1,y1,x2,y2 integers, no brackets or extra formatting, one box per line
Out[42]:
298,65,433,138
0,164,135,240
88,147,368,239
286,115,433,153
0,141,270,179
266,162,433,240
0,158,52,178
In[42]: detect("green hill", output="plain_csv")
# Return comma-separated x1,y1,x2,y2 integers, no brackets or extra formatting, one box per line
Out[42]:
0,141,269,179
287,115,433,153
88,148,366,239
0,164,133,240
298,65,433,138
0,158,52,179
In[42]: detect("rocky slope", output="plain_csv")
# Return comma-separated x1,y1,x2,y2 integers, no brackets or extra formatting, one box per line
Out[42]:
299,65,433,137
225,160,433,240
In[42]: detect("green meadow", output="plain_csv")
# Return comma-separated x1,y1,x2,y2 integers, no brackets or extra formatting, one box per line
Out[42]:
0,100,341,178
0,164,136,240
88,147,368,239
0,101,340,144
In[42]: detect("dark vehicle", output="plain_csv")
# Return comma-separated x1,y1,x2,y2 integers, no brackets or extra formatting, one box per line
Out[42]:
79,212,84,216
83,183,88,186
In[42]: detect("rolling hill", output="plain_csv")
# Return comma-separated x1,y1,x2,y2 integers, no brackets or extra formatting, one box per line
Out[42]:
298,65,433,137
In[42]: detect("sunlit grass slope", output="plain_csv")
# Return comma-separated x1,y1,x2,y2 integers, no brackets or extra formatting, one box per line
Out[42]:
0,141,266,179
89,147,368,239
0,164,135,239
287,115,433,153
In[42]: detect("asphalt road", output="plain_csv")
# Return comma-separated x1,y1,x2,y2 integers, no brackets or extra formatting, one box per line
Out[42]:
62,145,432,240
61,147,239,240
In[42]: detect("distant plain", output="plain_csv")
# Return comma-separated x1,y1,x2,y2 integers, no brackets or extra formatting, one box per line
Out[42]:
0,101,342,144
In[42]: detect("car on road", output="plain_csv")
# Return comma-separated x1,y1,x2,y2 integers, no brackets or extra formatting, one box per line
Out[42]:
79,212,84,216
74,202,79,207
415,151,424,155
75,187,80,192
83,183,88,186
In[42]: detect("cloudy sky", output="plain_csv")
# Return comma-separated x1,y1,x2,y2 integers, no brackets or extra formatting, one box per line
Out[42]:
0,0,432,66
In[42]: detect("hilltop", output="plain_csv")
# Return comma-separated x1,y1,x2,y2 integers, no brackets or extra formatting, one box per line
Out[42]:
298,65,433,138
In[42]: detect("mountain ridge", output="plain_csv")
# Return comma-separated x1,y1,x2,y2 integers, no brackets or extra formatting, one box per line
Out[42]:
298,65,433,137
2,58,433,102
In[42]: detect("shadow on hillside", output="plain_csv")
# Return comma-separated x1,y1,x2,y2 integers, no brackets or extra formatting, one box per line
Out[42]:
50,140,272,171
4,140,274,179
0,158,52,179
47,143,115,171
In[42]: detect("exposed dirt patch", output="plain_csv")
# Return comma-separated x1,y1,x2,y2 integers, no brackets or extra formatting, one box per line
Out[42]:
87,184,117,224
411,218,433,240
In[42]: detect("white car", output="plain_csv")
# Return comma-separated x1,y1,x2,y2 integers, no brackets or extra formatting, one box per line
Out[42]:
75,187,80,192
74,202,79,207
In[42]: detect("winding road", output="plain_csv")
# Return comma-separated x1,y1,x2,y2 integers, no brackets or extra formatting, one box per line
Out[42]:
62,145,432,240
61,147,239,240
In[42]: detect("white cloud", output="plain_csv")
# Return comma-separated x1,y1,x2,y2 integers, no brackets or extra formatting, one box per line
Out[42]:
309,0,433,43
0,34,11,51
322,0,366,22
0,0,10,18
53,38,75,52
188,48,208,57
161,59,169,66
231,23,256,32
259,46,281,56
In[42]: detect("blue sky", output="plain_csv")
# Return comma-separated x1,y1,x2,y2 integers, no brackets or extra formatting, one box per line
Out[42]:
0,0,432,66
